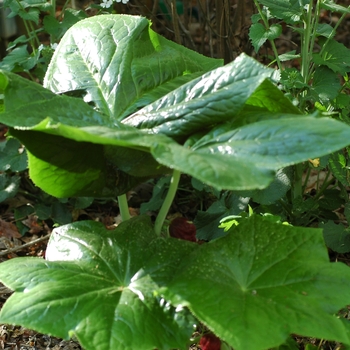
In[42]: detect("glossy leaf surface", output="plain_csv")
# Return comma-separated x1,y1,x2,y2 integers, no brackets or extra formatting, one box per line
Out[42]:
123,54,293,142
44,14,221,120
161,215,350,350
151,116,350,190
2,15,350,198
9,120,172,197
0,216,196,350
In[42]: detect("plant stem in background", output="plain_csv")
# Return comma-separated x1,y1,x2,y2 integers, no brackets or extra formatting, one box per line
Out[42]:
300,1,315,87
293,163,304,200
50,0,57,44
50,0,56,16
154,169,181,236
117,194,130,221
252,0,282,71
15,0,40,49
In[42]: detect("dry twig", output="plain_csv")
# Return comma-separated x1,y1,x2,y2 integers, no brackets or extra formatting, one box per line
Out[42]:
0,233,51,257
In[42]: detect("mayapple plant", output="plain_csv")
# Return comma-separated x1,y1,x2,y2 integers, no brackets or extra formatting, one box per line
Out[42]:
1,14,350,350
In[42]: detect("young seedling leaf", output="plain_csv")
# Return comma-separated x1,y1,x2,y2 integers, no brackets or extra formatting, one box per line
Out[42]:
161,215,350,350
0,216,197,350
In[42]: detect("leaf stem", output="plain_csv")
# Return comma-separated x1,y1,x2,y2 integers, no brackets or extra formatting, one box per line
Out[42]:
154,169,181,236
293,163,304,199
118,194,130,221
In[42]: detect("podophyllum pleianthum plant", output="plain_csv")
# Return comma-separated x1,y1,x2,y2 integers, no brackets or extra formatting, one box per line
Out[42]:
2,14,350,350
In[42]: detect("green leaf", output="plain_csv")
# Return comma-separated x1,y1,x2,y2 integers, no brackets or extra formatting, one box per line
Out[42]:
318,189,344,212
14,205,35,235
304,344,319,350
0,46,38,72
316,23,334,39
249,23,268,52
34,203,51,220
313,39,350,75
0,138,27,172
152,116,350,191
0,216,196,350
0,71,8,91
18,7,40,24
0,70,112,128
123,54,280,142
50,201,72,224
256,0,306,23
243,78,299,114
70,197,94,210
44,14,221,120
278,51,300,62
320,221,350,253
309,65,341,103
328,151,349,186
249,23,282,52
9,120,172,197
152,141,275,190
0,173,20,202
161,215,350,350
321,0,350,14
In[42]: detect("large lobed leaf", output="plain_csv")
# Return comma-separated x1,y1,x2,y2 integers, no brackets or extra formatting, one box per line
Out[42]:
0,216,197,350
1,215,350,350
161,215,350,350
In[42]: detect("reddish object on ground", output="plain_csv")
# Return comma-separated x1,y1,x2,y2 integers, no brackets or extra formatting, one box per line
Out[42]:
199,333,221,350
169,217,197,242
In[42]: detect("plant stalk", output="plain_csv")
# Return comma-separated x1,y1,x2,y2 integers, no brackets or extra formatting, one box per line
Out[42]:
118,194,131,221
252,0,282,71
301,1,314,83
154,169,181,236
293,163,304,200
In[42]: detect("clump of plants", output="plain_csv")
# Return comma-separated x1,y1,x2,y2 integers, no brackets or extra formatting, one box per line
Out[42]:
1,1,350,350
